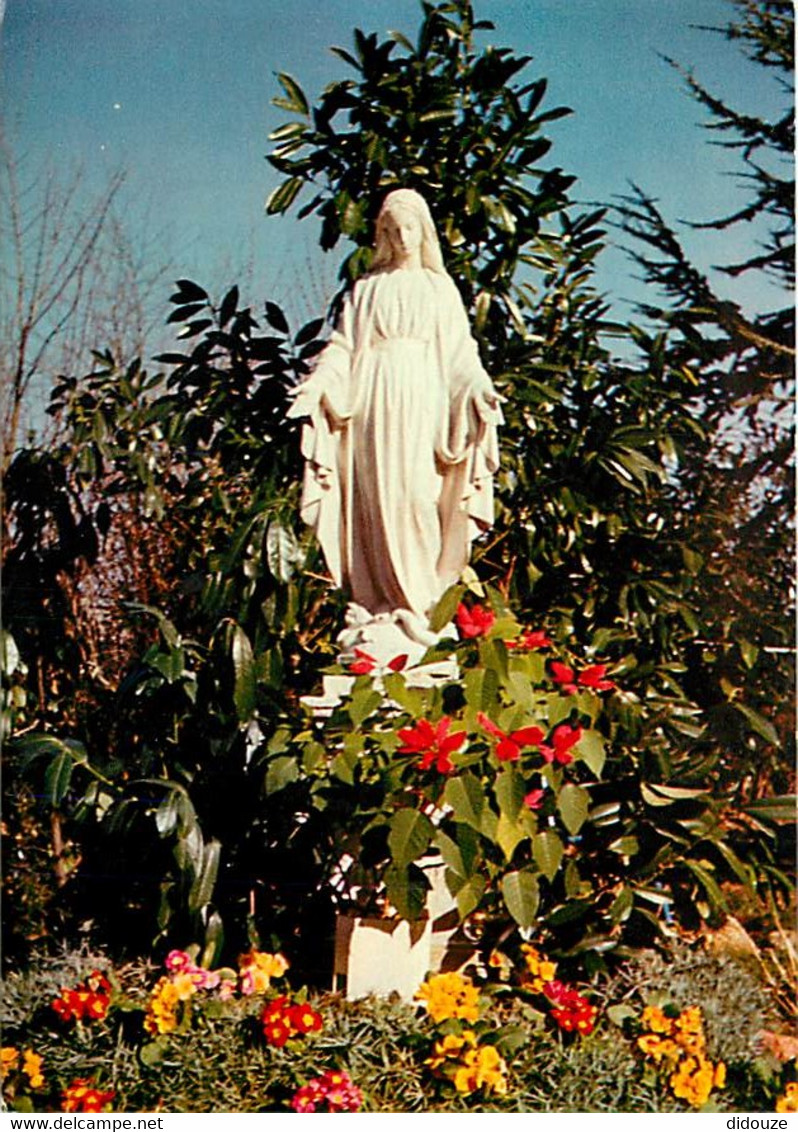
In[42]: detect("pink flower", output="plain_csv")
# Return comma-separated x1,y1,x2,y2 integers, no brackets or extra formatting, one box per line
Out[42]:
397,717,467,774
539,724,582,766
455,602,495,639
165,950,191,973
291,1071,362,1114
508,630,553,651
524,788,546,810
218,980,236,1001
477,712,545,763
578,664,616,692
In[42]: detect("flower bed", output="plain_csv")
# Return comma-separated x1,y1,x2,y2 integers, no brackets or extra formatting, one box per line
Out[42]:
1,941,792,1113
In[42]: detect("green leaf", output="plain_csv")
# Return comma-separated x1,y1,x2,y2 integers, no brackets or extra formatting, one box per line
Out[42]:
275,72,309,114
734,703,780,747
382,672,425,716
388,810,434,870
496,813,527,860
533,831,563,881
428,583,465,633
558,783,590,836
443,773,485,831
139,1040,168,1068
265,521,300,583
0,630,20,675
231,624,256,723
347,686,382,728
265,755,299,795
685,860,726,912
575,730,606,777
501,870,540,928
188,839,221,913
435,826,479,879
640,782,709,807
44,751,73,807
741,795,796,824
453,873,486,919
384,863,427,921
494,766,525,821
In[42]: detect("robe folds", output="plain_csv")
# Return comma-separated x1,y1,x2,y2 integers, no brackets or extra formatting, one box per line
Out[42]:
288,267,502,625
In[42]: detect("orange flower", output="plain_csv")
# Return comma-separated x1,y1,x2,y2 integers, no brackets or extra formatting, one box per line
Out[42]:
62,1079,114,1113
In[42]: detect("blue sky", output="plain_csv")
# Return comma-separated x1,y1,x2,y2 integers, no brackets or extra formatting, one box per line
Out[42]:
1,0,787,327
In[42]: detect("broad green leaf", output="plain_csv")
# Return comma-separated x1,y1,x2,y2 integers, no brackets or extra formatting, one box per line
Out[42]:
558,783,590,836
302,741,326,773
454,874,486,919
428,583,465,633
265,176,304,215
533,830,563,881
265,521,300,583
231,624,256,723
575,730,606,777
435,826,479,878
496,813,527,861
501,870,540,928
155,792,179,836
443,773,485,831
0,631,20,675
609,886,634,924
275,72,309,114
188,839,221,913
347,686,382,728
384,864,427,921
265,755,299,795
494,766,525,821
738,639,759,669
45,751,73,807
685,860,726,912
388,809,434,869
383,672,425,716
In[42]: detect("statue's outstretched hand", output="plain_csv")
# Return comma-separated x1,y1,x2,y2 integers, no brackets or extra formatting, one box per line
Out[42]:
286,380,321,420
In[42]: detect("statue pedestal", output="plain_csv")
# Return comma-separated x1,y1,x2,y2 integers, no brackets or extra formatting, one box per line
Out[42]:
331,860,475,1002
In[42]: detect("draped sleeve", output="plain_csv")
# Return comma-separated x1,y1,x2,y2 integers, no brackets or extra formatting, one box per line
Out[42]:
434,276,503,584
286,290,359,586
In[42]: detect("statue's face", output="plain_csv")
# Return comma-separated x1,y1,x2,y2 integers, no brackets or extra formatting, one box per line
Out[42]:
384,206,424,262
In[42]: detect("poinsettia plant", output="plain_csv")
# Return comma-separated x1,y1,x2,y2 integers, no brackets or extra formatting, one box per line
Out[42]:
265,578,772,965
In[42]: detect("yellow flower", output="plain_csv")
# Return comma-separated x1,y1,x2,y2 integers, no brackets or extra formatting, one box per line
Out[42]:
415,972,480,1023
642,1005,674,1036
22,1050,44,1089
171,972,197,1002
670,1054,716,1108
453,1045,508,1097
714,1062,726,1090
676,1006,703,1035
519,943,557,992
144,976,181,1035
238,950,289,995
776,1083,798,1114
1,1047,19,1076
425,1031,477,1071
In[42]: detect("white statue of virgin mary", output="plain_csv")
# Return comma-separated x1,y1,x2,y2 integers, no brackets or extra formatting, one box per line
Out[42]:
287,188,502,651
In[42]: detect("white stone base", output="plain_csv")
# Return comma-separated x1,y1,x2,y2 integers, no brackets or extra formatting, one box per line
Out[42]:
332,862,475,1001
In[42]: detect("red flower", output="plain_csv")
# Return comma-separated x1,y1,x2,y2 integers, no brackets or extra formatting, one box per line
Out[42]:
62,1080,115,1114
289,1003,323,1034
397,717,466,774
524,788,546,810
477,712,545,763
550,661,577,694
539,724,582,766
508,630,553,651
51,980,110,1024
348,648,377,675
455,602,495,639
577,664,616,692
543,980,597,1036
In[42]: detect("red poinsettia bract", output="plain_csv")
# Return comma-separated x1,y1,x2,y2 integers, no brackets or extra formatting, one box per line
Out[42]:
539,724,582,766
397,717,467,774
551,661,616,694
477,712,545,763
455,602,495,639
508,630,553,651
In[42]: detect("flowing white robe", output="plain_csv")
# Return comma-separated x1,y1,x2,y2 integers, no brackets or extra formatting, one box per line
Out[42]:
288,267,501,624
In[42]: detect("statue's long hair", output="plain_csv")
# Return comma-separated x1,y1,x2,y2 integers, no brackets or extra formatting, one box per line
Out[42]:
371,189,446,275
